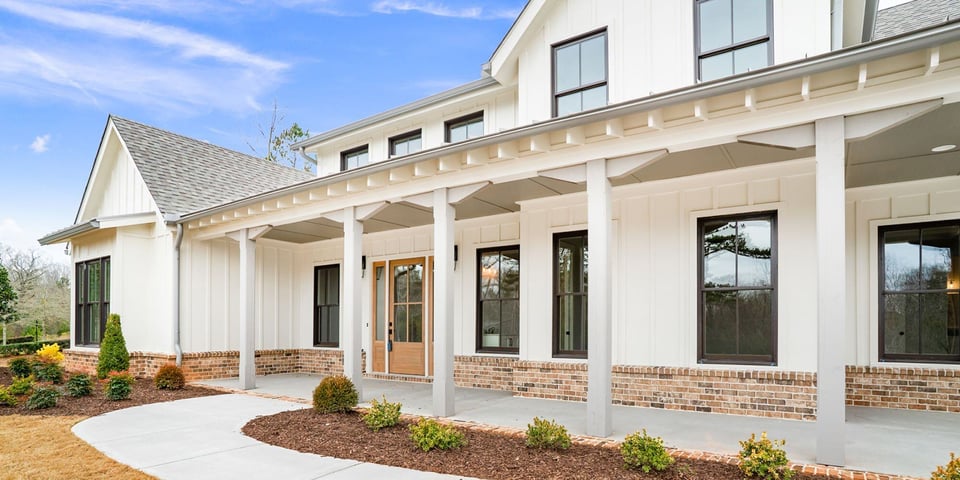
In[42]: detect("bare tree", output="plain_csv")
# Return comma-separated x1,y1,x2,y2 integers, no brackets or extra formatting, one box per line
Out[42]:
247,100,313,172
0,245,70,341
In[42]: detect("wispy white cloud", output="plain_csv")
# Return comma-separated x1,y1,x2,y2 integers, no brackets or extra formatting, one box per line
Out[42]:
0,0,288,114
30,134,51,153
371,0,519,19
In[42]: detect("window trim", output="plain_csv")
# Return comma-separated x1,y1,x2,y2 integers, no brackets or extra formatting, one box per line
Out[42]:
75,256,110,347
444,111,484,143
313,264,341,348
551,28,609,118
340,144,369,171
553,230,589,358
878,219,960,364
388,129,423,158
475,245,520,354
697,211,778,365
694,0,775,83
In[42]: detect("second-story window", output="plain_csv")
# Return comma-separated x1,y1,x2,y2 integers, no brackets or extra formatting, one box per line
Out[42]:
696,0,773,82
445,112,484,143
389,130,422,157
341,145,369,171
553,30,607,117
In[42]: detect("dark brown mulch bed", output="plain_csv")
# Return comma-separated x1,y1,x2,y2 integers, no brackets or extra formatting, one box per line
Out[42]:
244,409,830,480
0,366,222,417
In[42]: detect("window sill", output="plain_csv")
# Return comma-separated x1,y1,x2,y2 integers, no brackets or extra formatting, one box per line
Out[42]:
552,353,587,361
698,359,777,367
474,349,519,356
877,358,960,367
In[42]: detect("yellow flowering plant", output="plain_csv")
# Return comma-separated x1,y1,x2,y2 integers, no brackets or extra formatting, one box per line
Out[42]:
36,343,64,364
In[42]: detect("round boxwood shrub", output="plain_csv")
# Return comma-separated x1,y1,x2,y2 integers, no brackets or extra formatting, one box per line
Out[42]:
154,364,186,390
525,417,572,450
26,386,60,410
409,418,466,452
8,357,33,378
66,373,93,398
105,373,134,401
312,375,358,414
9,375,34,396
33,361,64,384
97,314,129,379
621,429,675,473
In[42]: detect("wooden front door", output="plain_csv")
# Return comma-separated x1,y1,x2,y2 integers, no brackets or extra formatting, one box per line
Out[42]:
389,258,427,375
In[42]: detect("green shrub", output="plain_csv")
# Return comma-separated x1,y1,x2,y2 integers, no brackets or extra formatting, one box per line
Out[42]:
739,432,794,480
525,417,571,450
26,386,60,410
932,452,960,480
0,386,17,407
9,375,34,396
154,364,186,390
66,374,93,398
363,395,402,431
0,340,69,357
409,418,466,452
105,373,134,401
621,429,675,473
8,357,33,378
312,375,358,414
97,314,129,379
33,361,64,384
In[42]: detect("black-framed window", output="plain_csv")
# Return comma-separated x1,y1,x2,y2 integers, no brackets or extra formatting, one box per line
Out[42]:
698,212,777,365
477,246,520,353
695,0,773,82
76,256,110,346
553,29,607,117
389,130,422,157
554,231,588,357
313,264,340,347
340,145,369,171
445,112,484,143
879,220,960,363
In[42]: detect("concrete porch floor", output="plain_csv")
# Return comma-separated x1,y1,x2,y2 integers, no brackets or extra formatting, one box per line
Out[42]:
201,374,960,478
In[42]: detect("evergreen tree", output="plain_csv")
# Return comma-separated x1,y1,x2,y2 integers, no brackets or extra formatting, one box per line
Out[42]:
97,313,129,378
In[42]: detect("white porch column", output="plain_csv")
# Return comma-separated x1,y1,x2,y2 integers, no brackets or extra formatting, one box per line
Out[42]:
343,206,364,399
586,158,612,437
433,187,455,417
227,226,270,390
815,116,846,465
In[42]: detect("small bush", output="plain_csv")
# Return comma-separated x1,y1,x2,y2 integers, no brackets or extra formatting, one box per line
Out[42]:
9,375,34,396
363,395,402,431
97,314,129,379
525,417,571,450
0,386,17,407
33,361,64,384
104,372,134,401
932,452,960,480
35,343,64,364
312,375,358,414
8,357,33,378
26,386,60,410
621,429,675,473
409,418,466,452
739,432,794,480
154,364,186,390
66,373,93,398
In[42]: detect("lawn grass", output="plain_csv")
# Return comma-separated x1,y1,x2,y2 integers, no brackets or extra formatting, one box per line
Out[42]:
0,415,154,480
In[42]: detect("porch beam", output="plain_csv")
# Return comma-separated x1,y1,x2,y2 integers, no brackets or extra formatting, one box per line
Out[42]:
586,158,612,437
539,164,586,183
433,187,455,417
342,205,364,398
843,99,941,141
815,116,846,466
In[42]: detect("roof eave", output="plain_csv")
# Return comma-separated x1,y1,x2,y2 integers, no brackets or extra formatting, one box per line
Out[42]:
38,220,100,246
180,20,960,224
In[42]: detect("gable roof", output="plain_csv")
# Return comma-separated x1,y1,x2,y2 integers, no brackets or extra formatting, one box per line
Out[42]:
875,0,960,40
110,116,314,217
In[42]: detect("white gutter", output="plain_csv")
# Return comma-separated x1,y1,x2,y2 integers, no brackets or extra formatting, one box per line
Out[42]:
180,20,960,224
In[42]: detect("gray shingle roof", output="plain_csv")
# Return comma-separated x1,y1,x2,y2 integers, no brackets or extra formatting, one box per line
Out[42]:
875,0,960,40
110,116,314,217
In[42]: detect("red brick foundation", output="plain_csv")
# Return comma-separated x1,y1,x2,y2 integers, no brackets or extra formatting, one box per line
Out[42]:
63,348,960,420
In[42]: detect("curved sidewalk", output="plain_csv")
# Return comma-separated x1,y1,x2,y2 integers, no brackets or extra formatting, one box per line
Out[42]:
73,394,473,480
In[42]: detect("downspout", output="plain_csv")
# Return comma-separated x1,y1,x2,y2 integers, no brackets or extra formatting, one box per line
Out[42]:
863,0,880,43
297,147,318,174
831,0,844,50
165,215,185,367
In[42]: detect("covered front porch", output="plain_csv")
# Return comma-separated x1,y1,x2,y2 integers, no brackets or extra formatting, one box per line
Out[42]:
201,373,959,478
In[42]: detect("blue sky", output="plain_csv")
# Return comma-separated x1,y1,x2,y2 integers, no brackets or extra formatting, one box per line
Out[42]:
0,0,524,262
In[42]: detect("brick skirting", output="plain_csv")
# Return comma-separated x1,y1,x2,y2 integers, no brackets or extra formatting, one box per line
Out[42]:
63,349,960,419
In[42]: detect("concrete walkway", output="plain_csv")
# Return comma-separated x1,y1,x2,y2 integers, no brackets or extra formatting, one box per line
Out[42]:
203,374,960,479
73,394,474,480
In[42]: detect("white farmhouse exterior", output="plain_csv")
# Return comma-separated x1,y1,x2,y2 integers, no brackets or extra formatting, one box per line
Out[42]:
41,0,960,467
